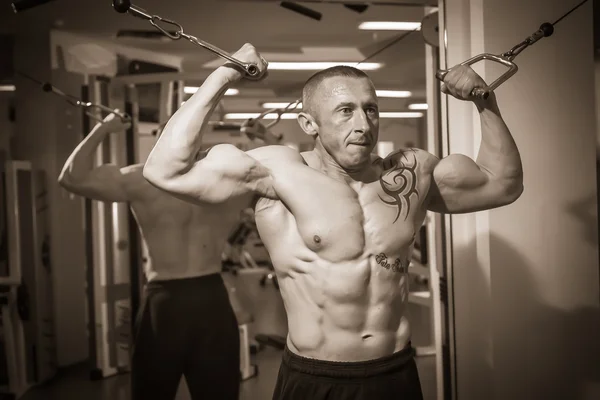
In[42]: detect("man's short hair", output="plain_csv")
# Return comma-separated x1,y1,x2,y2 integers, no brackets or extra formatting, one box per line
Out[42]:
301,66,371,119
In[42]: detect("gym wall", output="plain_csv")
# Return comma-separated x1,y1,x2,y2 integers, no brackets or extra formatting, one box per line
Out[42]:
445,0,600,399
14,31,89,367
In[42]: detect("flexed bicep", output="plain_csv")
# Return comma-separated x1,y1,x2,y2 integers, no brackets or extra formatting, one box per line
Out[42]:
426,153,517,214
144,144,277,205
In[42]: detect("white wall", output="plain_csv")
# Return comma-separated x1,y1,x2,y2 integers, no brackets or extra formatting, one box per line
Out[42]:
445,0,600,399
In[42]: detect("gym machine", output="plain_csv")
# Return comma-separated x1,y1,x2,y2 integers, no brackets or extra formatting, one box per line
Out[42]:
83,75,137,380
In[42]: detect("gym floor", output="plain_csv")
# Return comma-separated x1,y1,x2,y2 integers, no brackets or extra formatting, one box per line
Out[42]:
20,349,436,400
20,270,438,400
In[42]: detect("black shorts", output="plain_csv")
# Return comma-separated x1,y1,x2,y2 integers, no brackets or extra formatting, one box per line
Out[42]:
131,273,240,400
272,344,424,400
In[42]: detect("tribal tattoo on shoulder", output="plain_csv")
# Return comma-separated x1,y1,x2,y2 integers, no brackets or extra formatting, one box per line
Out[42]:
378,149,419,223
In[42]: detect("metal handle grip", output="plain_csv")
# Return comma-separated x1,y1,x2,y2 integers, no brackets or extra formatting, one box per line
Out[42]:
185,34,260,79
436,53,519,100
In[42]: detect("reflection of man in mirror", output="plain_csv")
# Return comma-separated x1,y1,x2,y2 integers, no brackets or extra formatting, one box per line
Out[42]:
58,111,266,400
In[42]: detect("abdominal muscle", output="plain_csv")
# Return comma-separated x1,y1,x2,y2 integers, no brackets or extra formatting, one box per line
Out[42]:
280,253,412,362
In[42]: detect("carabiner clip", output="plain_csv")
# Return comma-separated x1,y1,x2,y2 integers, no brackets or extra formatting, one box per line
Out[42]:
150,15,183,40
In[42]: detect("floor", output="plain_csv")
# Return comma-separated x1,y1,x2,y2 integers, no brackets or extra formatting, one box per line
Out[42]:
20,350,437,400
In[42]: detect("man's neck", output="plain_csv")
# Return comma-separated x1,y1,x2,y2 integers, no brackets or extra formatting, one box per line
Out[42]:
311,141,370,185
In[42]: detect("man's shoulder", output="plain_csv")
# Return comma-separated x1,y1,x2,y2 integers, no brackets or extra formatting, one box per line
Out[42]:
247,144,305,164
380,147,439,173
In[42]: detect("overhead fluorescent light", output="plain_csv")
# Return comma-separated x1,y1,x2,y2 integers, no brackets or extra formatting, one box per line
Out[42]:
261,102,303,109
408,103,428,110
267,62,382,71
184,87,239,95
358,21,421,31
225,113,299,120
376,90,411,98
0,84,16,92
380,112,423,118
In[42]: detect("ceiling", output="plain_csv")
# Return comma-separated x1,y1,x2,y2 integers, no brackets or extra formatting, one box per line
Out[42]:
3,0,440,114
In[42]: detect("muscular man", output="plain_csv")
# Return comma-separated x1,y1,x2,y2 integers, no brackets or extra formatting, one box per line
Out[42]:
58,112,275,400
143,44,523,400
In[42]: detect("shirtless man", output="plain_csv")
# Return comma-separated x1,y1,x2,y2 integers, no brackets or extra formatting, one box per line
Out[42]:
143,44,524,399
57,112,278,400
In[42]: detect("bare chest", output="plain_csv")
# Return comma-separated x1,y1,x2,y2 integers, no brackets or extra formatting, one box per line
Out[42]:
260,161,428,262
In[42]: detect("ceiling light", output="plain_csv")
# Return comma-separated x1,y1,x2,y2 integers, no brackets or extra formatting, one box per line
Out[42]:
184,87,239,95
225,113,299,120
268,62,382,71
261,102,302,109
358,21,421,31
0,84,16,92
376,90,411,98
380,112,423,118
408,103,428,110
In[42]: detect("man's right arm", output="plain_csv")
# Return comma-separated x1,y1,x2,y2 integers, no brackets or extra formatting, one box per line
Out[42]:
58,113,136,203
143,44,275,205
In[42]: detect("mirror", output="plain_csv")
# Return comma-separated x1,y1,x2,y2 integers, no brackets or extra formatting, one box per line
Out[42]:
0,1,452,399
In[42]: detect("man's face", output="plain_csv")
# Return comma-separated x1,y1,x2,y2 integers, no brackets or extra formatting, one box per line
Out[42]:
310,76,379,170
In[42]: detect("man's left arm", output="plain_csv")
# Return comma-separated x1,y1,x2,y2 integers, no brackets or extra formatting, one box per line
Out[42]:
426,65,524,214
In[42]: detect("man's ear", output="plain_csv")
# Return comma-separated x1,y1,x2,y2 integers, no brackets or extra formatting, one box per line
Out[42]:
297,112,318,137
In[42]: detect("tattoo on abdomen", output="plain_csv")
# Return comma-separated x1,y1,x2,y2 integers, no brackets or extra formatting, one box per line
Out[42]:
378,151,419,223
375,253,409,273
